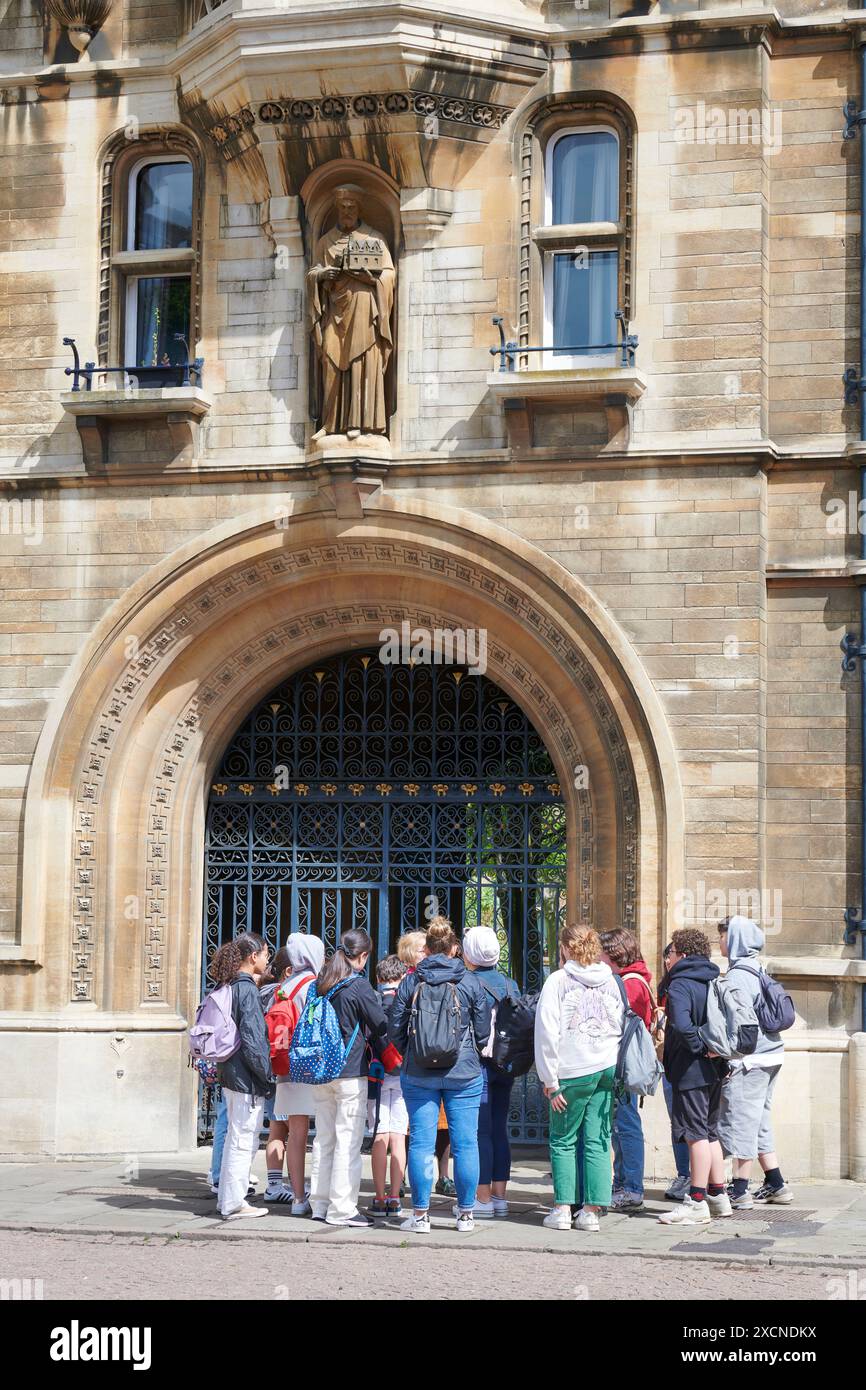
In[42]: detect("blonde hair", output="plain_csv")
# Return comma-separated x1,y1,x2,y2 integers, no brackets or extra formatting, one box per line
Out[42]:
425,915,458,956
397,931,426,967
560,924,601,968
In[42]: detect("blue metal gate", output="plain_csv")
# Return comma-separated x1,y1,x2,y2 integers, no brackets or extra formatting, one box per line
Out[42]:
201,651,567,1142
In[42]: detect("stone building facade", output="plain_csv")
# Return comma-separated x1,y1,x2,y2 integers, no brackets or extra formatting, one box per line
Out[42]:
1,0,865,1178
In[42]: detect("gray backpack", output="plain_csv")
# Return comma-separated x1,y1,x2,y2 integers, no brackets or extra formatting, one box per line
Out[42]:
699,976,759,1060
613,977,663,1096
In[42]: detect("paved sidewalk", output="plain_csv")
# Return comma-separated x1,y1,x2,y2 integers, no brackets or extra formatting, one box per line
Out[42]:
2,1150,865,1271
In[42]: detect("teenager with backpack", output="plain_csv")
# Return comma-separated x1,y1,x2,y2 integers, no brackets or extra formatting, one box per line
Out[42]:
388,916,492,1235
658,941,691,1202
599,928,654,1212
461,925,520,1219
657,928,733,1227
258,947,294,1204
305,928,390,1228
717,916,792,1208
367,953,409,1216
209,933,274,1221
270,932,326,1216
535,924,624,1234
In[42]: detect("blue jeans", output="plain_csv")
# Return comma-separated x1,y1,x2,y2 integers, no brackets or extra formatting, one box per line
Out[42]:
478,1066,514,1187
209,1093,228,1185
401,1074,483,1212
612,1090,645,1195
663,1076,690,1178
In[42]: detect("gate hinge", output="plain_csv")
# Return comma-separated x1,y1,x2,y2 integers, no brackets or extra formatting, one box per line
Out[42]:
841,631,866,671
844,99,866,140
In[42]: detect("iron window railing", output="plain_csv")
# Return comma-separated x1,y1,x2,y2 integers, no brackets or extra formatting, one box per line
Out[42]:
63,336,203,392
489,310,638,372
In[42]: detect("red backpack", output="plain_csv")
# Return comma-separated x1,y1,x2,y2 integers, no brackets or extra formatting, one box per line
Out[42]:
266,973,314,1077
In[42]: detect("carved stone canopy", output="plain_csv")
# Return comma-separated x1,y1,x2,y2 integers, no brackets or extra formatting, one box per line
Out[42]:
45,0,114,52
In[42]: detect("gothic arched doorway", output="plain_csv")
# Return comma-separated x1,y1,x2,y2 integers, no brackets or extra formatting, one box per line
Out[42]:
202,648,568,1142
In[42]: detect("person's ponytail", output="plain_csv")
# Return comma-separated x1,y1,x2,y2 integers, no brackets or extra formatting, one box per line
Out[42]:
316,928,372,995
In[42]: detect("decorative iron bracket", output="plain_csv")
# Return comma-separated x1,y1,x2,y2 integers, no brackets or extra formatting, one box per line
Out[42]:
841,630,866,672
844,98,866,141
844,907,866,946
844,367,866,407
490,316,517,372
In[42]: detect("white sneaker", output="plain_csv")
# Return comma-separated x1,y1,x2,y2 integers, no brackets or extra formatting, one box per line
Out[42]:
658,1195,711,1226
573,1208,600,1232
451,1200,494,1219
706,1191,733,1219
400,1212,431,1234
221,1201,268,1221
542,1205,573,1231
455,1210,476,1233
611,1190,643,1211
492,1198,509,1218
665,1174,690,1202
291,1197,312,1217
264,1183,294,1204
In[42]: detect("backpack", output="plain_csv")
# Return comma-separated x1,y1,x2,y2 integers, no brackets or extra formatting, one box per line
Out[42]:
188,983,240,1066
289,979,360,1085
730,960,796,1034
266,973,314,1077
481,985,539,1078
408,978,463,1069
613,977,663,1097
699,976,759,1060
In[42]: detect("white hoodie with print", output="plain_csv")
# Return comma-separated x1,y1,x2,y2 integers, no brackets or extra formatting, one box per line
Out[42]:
534,960,624,1089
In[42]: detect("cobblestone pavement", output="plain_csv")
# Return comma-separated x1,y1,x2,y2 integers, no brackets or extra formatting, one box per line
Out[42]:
0,1228,842,1301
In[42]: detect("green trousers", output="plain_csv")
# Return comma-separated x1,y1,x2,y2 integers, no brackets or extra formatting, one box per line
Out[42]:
548,1066,616,1208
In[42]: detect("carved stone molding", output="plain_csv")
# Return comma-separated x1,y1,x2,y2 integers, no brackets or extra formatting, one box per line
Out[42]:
67,539,638,1003
257,92,512,132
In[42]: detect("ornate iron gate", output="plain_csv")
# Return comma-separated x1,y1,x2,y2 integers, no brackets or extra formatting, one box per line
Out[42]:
201,650,567,1142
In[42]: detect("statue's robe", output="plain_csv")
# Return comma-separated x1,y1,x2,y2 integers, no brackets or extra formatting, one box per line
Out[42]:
307,222,395,435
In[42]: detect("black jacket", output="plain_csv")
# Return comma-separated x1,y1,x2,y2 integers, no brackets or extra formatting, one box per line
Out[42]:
218,972,274,1098
389,955,492,1086
328,972,389,1079
663,954,726,1091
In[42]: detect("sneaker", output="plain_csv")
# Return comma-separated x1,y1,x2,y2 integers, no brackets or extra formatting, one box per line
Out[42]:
291,1197,312,1217
385,1197,404,1217
264,1184,294,1204
658,1195,711,1226
209,1181,219,1196
754,1181,793,1205
729,1190,754,1210
221,1201,268,1222
326,1210,374,1228
492,1197,509,1218
369,1198,390,1215
664,1174,690,1202
435,1177,456,1197
247,1175,259,1191
311,1204,327,1223
706,1191,733,1219
611,1190,643,1211
542,1206,573,1231
451,1200,494,1219
400,1212,431,1233
573,1208,600,1232
455,1210,475,1233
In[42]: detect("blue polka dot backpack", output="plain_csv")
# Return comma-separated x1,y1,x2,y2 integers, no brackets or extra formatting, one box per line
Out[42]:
289,979,360,1085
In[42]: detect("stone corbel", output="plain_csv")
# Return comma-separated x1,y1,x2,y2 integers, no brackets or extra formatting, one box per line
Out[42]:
310,459,387,519
75,415,109,472
263,195,304,259
400,187,455,252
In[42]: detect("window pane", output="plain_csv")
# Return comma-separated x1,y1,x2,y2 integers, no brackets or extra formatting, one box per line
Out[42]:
551,131,618,224
135,162,193,250
551,250,617,357
134,276,191,367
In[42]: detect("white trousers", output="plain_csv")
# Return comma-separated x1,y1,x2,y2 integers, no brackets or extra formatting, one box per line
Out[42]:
310,1076,368,1223
218,1088,264,1216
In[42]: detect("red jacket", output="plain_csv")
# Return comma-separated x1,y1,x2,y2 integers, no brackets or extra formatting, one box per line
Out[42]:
615,958,654,1029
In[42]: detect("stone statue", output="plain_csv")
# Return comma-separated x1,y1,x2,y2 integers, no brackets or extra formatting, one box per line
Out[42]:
307,185,396,442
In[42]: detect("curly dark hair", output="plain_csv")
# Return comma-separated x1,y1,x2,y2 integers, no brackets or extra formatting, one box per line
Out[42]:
599,928,643,968
671,927,711,959
208,933,266,986
376,953,406,984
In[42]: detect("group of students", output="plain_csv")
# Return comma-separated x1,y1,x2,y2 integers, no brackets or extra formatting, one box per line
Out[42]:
206,910,791,1232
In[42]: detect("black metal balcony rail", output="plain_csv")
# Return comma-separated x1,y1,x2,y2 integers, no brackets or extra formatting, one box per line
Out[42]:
489,310,638,372
188,0,231,29
63,336,204,392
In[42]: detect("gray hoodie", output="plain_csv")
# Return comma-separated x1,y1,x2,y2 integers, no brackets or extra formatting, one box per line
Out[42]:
723,916,784,1070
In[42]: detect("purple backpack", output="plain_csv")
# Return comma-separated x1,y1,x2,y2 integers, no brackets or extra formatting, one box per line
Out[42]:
189,984,241,1064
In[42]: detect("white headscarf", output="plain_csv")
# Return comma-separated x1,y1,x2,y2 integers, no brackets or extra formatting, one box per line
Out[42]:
284,932,325,977
463,926,501,969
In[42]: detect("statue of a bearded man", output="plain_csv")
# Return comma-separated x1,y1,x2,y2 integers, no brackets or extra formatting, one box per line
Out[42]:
306,185,396,440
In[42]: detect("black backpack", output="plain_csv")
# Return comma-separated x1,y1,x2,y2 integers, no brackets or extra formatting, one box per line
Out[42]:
486,989,540,1077
408,979,463,1069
